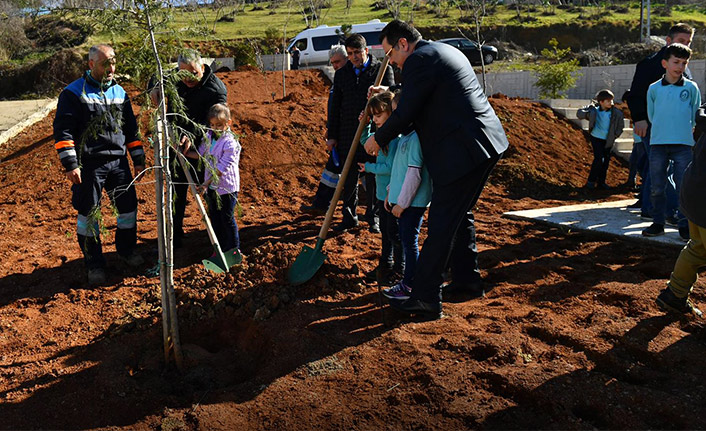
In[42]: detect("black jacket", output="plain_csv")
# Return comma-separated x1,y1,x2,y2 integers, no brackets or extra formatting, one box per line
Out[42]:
54,73,144,172
375,40,509,186
680,103,706,227
627,46,693,124
174,64,228,141
328,56,395,151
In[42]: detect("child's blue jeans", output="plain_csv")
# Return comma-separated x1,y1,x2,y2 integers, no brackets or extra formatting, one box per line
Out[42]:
398,206,426,286
649,144,692,227
640,134,679,220
205,190,240,252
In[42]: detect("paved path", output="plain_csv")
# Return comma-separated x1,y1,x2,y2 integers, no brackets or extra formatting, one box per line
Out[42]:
0,99,56,147
505,199,686,246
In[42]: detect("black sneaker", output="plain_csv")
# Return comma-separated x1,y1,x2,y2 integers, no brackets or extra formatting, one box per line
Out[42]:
300,204,326,215
332,220,358,232
656,288,702,317
369,222,381,234
642,223,665,237
679,226,690,241
665,215,678,226
87,268,107,285
627,200,642,210
597,183,612,190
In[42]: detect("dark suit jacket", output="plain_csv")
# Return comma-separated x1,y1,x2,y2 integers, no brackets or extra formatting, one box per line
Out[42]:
375,40,509,186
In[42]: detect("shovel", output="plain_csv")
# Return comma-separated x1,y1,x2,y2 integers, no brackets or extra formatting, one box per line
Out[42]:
288,55,391,285
175,150,241,273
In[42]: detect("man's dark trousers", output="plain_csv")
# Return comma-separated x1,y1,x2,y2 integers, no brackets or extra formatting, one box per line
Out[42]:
311,151,342,209
72,156,138,269
411,153,501,303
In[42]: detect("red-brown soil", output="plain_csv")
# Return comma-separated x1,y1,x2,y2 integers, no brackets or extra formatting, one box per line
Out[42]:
1,69,704,430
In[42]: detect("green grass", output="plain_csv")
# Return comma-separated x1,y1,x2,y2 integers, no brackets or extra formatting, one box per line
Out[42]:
87,1,706,44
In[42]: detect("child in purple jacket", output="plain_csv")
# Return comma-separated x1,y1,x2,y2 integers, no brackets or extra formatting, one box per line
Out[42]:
187,103,242,257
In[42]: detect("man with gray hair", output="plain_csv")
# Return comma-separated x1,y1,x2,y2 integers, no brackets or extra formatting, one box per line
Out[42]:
54,44,146,285
301,44,350,213
151,48,228,247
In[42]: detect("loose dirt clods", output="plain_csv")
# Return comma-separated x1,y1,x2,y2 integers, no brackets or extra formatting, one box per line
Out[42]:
0,69,704,430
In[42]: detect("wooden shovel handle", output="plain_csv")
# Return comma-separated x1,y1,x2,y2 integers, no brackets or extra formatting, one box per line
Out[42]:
318,55,391,240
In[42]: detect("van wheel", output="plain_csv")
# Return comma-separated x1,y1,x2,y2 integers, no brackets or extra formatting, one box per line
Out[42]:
483,53,494,65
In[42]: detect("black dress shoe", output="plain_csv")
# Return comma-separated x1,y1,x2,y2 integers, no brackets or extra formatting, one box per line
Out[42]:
300,204,326,215
388,297,442,320
332,220,358,232
442,281,488,299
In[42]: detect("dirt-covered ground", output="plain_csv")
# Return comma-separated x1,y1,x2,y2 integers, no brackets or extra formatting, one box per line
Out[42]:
0,69,704,430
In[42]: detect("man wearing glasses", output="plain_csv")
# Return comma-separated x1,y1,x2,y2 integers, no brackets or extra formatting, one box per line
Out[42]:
326,33,395,233
364,20,509,319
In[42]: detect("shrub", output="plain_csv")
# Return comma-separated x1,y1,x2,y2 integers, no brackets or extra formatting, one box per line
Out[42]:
532,38,582,99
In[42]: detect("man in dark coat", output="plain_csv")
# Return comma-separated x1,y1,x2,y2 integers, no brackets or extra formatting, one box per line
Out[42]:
656,103,706,317
364,20,509,319
302,44,348,214
327,34,395,232
151,48,228,246
627,23,694,236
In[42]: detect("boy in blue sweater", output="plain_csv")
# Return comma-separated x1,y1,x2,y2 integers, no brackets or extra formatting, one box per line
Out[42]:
359,91,404,284
643,43,701,239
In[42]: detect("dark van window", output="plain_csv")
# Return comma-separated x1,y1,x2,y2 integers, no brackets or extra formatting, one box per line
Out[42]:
294,39,308,51
312,34,344,51
360,31,382,46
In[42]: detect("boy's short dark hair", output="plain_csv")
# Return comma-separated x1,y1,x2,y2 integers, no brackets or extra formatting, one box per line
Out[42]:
668,23,695,40
344,34,367,50
379,20,422,46
595,89,614,102
663,43,692,61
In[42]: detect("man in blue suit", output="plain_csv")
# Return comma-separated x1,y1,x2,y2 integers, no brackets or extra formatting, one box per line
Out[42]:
364,20,509,319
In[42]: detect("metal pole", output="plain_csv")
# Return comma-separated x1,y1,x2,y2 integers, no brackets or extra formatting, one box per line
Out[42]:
146,8,183,371
640,0,644,42
646,0,651,41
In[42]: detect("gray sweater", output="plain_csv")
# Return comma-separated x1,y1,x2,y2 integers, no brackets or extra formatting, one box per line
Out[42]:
680,104,706,227
576,104,625,149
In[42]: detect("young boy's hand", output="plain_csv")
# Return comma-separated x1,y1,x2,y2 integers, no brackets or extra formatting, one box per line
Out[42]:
384,197,392,212
357,162,366,173
196,184,206,194
392,204,404,218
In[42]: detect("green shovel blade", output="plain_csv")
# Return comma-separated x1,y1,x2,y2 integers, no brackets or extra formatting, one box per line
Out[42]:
288,239,327,285
203,248,243,273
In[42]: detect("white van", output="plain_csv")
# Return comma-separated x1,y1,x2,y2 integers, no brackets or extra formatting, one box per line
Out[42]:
287,20,387,68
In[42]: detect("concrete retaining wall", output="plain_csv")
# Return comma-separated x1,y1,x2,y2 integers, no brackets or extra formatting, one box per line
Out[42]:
481,59,706,100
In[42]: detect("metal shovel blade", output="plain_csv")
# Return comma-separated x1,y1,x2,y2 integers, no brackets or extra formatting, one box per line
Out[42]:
203,248,243,274
288,239,326,285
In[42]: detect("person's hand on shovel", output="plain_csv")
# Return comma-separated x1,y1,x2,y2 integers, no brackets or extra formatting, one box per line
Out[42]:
364,134,380,157
357,162,366,173
368,85,389,99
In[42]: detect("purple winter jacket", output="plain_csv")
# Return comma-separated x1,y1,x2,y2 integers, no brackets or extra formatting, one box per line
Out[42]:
199,130,241,195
